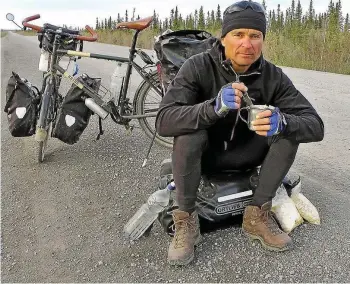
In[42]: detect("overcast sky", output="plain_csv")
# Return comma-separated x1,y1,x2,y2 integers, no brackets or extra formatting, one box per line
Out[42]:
1,0,349,30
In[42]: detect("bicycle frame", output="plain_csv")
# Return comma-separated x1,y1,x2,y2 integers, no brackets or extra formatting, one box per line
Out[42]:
56,29,163,120
37,32,63,131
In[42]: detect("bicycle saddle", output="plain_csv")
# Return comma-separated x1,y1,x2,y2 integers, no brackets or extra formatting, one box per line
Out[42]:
116,16,153,31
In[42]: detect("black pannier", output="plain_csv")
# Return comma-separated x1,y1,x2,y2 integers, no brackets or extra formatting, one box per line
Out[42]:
4,72,40,137
52,74,101,145
154,30,216,91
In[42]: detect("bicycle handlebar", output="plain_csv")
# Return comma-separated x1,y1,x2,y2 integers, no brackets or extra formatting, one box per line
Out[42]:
22,14,42,32
78,25,98,42
22,14,98,42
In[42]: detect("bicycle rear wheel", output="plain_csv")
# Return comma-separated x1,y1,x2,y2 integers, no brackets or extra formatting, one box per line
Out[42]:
134,71,173,149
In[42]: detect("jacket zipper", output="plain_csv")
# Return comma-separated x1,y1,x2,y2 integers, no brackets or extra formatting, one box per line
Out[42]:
228,65,261,142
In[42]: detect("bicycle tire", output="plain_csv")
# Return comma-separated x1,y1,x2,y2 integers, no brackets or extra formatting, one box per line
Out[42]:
37,122,52,163
134,71,173,149
36,75,58,163
38,141,45,163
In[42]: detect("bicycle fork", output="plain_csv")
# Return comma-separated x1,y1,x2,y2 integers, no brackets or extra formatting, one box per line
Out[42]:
35,77,55,142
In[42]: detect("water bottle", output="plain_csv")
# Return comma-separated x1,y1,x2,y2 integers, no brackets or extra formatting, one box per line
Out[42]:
124,181,176,240
38,49,50,72
110,62,127,102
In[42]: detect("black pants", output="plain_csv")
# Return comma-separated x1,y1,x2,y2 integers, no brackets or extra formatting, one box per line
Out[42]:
172,129,299,212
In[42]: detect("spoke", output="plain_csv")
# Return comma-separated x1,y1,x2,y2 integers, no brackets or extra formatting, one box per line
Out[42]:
144,104,159,109
145,90,161,101
144,99,160,105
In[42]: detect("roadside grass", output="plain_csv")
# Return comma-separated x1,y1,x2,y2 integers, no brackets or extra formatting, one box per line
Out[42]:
16,27,349,75
93,28,350,75
16,30,37,36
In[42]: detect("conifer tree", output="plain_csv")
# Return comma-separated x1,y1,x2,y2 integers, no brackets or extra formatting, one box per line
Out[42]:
174,6,180,30
211,10,215,29
344,13,349,32
198,6,205,30
170,8,174,29
132,8,135,21
295,0,303,25
307,0,315,27
108,16,112,29
153,10,159,30
216,5,222,29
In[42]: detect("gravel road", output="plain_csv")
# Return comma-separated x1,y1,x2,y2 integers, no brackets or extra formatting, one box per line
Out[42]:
1,32,350,283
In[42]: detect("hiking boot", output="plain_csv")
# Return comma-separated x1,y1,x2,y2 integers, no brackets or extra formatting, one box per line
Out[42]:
167,209,201,266
242,201,293,251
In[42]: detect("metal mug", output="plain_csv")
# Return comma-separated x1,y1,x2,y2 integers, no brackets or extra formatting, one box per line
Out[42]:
240,105,275,131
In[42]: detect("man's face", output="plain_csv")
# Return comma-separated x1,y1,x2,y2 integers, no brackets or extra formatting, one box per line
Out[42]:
221,28,263,68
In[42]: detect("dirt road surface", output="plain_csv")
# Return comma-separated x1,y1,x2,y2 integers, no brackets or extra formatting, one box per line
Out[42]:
1,32,350,283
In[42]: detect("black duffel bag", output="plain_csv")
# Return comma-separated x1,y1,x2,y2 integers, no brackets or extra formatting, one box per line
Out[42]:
156,158,301,237
154,29,216,91
4,72,40,137
52,74,101,145
156,158,259,236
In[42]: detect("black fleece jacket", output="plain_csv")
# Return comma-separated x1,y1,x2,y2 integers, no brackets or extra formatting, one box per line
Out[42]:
155,39,324,145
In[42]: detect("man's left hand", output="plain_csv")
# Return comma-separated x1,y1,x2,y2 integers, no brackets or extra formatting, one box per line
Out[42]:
251,107,287,136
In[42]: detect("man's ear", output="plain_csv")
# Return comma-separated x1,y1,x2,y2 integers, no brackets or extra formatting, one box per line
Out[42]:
221,38,226,47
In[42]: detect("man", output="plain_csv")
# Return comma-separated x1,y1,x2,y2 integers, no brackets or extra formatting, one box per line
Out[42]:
155,0,324,266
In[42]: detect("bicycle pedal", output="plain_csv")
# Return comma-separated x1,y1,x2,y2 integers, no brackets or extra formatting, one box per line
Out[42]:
35,128,47,142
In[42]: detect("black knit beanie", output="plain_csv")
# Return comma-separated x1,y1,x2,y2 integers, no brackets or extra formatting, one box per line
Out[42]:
221,7,266,38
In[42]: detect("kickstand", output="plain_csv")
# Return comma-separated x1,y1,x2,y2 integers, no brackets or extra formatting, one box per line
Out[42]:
96,117,104,140
142,130,157,167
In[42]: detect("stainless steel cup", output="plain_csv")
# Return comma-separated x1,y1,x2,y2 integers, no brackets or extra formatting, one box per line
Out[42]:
246,105,275,131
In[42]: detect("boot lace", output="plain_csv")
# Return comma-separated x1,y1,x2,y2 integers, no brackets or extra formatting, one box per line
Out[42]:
172,217,197,249
263,210,284,236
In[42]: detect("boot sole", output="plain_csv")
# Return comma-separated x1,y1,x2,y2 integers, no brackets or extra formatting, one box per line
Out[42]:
243,229,293,252
167,234,201,266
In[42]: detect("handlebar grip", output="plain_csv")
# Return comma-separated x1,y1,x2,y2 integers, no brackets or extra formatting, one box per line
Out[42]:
76,25,98,42
22,14,42,32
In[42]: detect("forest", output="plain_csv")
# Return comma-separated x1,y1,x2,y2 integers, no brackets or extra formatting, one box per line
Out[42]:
94,0,350,74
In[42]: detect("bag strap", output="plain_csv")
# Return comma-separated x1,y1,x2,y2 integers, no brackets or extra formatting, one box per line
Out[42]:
4,82,18,113
31,85,40,97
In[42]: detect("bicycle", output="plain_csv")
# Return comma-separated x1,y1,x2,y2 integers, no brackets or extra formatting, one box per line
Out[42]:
19,14,173,163
18,14,96,162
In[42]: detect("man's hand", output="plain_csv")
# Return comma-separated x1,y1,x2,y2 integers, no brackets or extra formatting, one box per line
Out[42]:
251,107,287,136
214,82,247,117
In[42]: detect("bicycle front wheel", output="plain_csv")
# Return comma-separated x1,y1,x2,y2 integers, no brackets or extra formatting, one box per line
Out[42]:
36,75,57,163
134,71,173,149
38,122,52,163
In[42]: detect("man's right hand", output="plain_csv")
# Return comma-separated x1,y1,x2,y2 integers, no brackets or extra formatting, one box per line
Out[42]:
214,82,247,117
